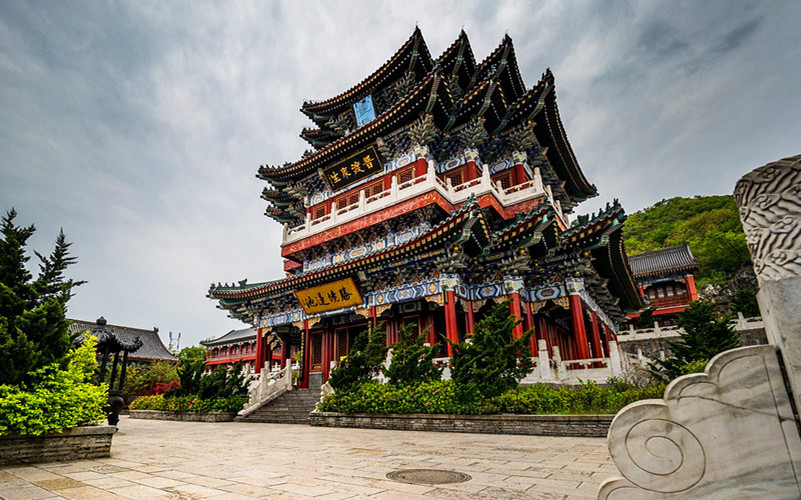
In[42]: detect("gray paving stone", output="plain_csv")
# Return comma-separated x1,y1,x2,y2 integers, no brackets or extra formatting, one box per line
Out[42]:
0,416,617,500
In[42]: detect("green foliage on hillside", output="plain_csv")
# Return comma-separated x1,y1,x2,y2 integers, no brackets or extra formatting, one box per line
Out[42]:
623,196,751,287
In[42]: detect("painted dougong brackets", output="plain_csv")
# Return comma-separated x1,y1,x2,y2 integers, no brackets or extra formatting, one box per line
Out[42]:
598,345,801,499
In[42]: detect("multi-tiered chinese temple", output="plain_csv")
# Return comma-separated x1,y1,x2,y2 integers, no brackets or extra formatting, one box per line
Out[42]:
208,29,644,389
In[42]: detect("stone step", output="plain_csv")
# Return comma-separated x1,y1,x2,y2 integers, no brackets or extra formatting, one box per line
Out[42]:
237,387,318,424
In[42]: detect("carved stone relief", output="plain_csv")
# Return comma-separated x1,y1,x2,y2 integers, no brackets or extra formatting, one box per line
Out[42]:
734,154,801,283
599,345,801,499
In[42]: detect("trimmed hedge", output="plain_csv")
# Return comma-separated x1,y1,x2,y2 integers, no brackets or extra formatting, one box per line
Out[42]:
317,380,665,416
129,394,247,414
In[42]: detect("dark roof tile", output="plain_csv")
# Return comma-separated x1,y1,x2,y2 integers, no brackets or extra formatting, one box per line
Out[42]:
628,244,699,278
69,319,177,362
200,327,257,346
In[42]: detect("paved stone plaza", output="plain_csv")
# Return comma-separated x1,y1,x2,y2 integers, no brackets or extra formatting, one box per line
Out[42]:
0,416,616,499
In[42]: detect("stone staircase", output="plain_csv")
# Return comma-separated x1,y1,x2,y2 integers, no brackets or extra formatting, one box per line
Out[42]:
236,373,321,424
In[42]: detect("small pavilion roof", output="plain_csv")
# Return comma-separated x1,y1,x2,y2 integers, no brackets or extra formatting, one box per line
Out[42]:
628,244,699,278
69,319,177,362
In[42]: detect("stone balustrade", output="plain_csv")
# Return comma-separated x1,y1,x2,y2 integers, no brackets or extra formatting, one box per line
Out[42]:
284,160,565,244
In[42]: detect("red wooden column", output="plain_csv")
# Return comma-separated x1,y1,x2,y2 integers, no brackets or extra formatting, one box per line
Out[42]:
590,311,604,363
464,149,479,182
536,315,550,352
686,275,699,301
445,290,459,356
509,293,524,340
321,327,330,383
602,324,612,355
465,301,475,335
369,305,378,330
512,152,528,185
524,302,536,353
254,328,264,374
568,294,591,359
426,311,437,346
300,319,310,389
280,334,289,369
412,145,428,176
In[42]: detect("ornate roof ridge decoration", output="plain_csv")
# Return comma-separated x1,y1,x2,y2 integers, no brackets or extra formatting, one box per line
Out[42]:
561,199,624,240
628,243,700,278
208,197,482,303
301,27,433,118
468,34,526,105
537,69,597,201
259,67,454,182
436,30,477,97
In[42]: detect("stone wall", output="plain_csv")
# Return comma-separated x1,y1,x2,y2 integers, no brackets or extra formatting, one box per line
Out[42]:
129,410,236,422
0,426,116,466
309,412,613,437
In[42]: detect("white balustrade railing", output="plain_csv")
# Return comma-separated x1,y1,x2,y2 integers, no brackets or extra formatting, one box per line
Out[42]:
618,313,764,342
238,362,293,418
284,162,565,244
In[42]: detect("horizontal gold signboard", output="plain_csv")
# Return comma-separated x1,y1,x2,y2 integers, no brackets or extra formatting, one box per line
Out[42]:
322,145,383,191
295,278,363,315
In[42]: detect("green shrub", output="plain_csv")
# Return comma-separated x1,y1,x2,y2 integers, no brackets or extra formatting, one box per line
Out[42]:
0,337,107,436
385,323,442,386
449,300,533,402
129,393,247,414
319,380,666,416
328,324,388,391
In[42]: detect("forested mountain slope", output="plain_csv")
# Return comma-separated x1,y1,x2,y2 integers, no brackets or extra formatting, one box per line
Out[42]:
623,195,751,288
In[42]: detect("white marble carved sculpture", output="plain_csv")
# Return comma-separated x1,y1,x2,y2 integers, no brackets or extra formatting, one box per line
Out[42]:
599,155,801,499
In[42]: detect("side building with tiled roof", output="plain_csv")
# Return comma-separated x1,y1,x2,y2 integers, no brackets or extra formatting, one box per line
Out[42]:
626,244,700,327
200,327,294,372
69,319,177,363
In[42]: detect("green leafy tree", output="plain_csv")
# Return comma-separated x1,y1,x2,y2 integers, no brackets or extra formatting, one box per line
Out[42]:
123,361,179,397
449,300,533,402
385,323,442,386
0,209,84,387
328,324,388,391
650,301,740,380
730,289,760,317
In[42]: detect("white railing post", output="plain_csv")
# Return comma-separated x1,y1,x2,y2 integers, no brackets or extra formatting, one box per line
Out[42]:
358,190,366,211
305,212,311,231
533,167,544,193
538,339,552,379
552,345,565,380
608,341,622,376
390,175,398,197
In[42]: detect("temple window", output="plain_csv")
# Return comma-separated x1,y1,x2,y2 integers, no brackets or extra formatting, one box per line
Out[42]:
396,167,414,185
312,205,327,220
492,171,513,189
445,170,463,186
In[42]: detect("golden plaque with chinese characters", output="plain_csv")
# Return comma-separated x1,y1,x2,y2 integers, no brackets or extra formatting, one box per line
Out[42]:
322,145,383,191
295,278,364,315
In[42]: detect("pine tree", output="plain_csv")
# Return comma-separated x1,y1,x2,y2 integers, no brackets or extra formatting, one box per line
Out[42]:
650,300,740,380
0,209,84,387
449,300,533,402
328,323,388,391
385,323,442,386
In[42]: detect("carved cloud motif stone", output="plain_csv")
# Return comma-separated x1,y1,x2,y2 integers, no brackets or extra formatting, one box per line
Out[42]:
734,154,801,283
598,345,801,499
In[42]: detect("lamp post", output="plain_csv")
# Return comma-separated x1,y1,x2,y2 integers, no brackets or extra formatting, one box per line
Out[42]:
91,317,142,426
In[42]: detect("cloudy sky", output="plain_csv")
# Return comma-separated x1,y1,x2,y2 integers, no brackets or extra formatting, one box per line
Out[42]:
1,1,799,348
